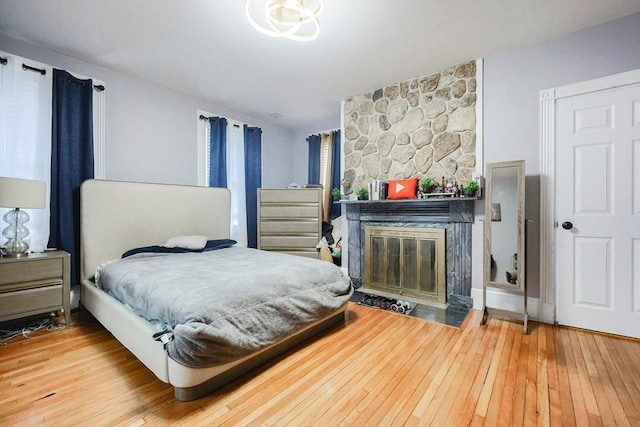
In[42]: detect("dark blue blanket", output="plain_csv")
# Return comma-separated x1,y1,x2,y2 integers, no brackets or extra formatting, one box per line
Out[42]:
122,239,237,258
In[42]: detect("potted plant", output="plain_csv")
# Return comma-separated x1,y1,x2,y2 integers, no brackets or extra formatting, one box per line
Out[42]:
356,187,369,201
464,179,479,197
331,187,341,201
419,177,435,193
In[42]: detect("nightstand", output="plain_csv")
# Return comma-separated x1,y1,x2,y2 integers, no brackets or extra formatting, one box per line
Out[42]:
0,250,71,324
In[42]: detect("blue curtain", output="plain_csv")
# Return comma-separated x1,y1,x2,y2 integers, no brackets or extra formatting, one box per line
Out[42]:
330,130,341,220
244,125,262,249
49,69,94,286
307,134,320,185
208,117,227,187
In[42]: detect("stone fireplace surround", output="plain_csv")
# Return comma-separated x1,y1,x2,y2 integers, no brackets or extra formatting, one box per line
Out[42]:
344,198,474,309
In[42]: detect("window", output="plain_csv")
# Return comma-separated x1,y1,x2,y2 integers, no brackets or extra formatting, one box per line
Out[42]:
308,130,341,222
197,110,262,247
0,51,105,252
226,121,248,246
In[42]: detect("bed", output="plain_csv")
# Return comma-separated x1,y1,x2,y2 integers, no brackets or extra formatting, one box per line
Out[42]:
79,179,352,401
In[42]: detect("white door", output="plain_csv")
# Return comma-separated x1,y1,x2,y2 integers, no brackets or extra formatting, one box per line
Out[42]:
556,82,640,338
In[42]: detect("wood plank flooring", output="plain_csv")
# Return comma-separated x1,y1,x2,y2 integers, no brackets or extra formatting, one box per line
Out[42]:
1,303,639,426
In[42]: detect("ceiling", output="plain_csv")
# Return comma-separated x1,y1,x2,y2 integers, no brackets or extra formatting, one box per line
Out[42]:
0,0,638,130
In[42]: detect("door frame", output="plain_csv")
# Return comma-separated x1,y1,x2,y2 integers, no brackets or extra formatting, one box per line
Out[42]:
539,69,640,325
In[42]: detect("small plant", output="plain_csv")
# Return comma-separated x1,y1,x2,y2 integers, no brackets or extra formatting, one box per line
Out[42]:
331,187,341,199
464,179,479,197
419,177,435,192
356,187,369,200
466,180,479,191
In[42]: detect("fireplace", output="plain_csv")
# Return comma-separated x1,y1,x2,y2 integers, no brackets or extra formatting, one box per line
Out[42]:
343,198,475,308
365,226,446,304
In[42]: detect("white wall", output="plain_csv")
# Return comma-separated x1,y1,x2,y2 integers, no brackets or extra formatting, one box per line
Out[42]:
478,12,640,300
0,34,295,188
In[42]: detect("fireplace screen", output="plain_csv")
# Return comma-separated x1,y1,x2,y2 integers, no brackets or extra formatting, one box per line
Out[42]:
365,226,446,304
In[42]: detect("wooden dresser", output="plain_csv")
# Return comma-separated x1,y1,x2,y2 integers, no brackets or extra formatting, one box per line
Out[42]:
0,250,71,324
258,188,322,259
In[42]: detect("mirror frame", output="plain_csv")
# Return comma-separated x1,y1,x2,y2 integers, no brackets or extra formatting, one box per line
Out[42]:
483,160,526,292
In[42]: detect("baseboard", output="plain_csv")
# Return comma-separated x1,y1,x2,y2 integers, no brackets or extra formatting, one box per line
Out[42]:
539,302,556,325
70,285,81,310
471,288,541,322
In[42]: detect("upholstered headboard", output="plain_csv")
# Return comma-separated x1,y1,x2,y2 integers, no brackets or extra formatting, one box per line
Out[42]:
80,179,231,281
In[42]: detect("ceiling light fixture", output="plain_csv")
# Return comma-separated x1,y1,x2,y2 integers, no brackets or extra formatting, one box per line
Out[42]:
245,0,323,42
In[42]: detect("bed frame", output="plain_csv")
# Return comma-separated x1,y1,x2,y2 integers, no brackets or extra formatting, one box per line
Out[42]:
79,179,346,401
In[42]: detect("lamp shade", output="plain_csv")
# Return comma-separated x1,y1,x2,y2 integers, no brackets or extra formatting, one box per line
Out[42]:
0,177,46,209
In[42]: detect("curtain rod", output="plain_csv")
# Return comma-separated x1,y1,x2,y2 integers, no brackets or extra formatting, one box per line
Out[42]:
69,82,105,91
23,63,46,75
1,57,104,90
199,115,240,128
312,128,339,136
68,79,105,92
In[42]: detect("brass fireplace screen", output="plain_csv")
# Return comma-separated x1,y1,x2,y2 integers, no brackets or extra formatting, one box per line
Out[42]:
364,226,446,304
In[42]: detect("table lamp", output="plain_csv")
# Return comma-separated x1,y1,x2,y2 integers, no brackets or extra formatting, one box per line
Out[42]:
0,177,46,257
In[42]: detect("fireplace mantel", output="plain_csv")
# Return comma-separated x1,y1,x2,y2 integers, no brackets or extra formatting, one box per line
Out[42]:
342,197,476,308
341,198,476,222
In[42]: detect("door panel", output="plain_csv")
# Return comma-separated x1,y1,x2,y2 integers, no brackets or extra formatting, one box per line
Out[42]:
573,237,611,307
573,104,612,132
556,83,640,338
633,239,640,314
575,143,611,214
634,139,640,214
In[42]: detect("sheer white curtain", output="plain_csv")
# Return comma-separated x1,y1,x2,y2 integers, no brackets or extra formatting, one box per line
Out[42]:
226,120,248,247
0,51,105,254
199,113,249,246
319,132,333,221
0,52,52,252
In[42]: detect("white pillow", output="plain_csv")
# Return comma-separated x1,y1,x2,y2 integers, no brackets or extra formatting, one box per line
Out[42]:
164,235,208,250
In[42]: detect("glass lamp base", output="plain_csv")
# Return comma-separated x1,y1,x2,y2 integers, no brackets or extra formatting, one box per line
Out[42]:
2,208,31,257
3,238,29,257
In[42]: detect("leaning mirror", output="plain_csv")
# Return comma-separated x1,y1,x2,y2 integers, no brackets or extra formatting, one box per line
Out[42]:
482,160,527,333
483,160,525,291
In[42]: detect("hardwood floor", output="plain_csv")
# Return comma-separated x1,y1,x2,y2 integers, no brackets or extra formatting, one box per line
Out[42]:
1,303,639,426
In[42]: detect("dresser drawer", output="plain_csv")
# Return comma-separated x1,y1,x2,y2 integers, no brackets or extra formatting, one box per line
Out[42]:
259,189,320,203
0,258,63,288
260,235,320,248
0,284,63,321
259,204,319,219
260,220,319,234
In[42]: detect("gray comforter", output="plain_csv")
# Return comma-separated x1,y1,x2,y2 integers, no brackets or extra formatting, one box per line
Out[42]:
95,247,352,368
